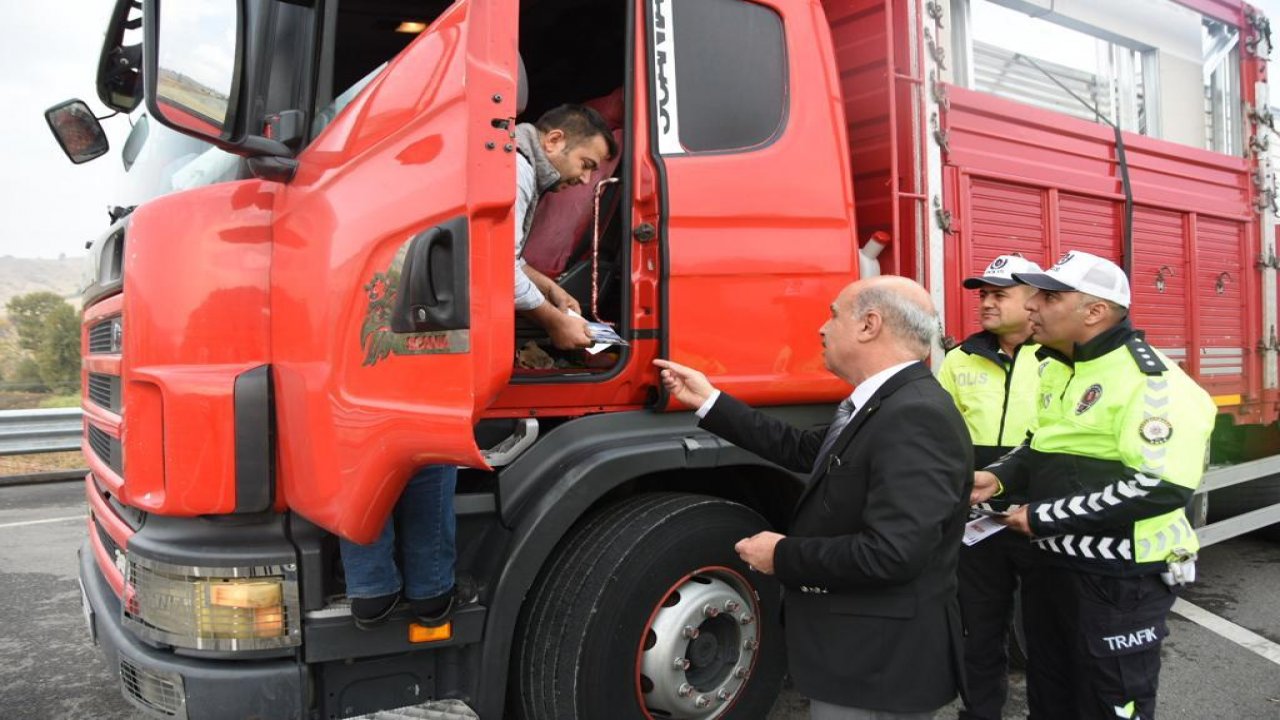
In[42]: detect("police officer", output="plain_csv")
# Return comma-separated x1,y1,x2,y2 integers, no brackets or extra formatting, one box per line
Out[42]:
973,251,1216,720
937,254,1045,720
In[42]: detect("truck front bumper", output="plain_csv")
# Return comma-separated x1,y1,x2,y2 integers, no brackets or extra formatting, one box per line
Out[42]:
79,539,307,720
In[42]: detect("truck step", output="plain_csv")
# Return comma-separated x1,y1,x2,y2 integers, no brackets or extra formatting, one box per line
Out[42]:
351,699,478,720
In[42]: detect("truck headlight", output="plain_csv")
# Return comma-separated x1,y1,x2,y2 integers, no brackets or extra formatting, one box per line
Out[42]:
123,555,301,651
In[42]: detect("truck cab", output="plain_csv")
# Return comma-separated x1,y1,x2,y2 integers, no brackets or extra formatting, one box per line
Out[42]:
72,0,861,717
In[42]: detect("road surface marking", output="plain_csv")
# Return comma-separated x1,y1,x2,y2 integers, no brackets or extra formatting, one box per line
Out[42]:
1172,598,1280,667
0,515,82,530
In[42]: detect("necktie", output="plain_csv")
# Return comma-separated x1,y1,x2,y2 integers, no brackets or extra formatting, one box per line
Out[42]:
814,397,857,471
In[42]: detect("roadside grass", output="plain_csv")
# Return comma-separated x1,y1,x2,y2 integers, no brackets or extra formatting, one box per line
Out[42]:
0,451,86,475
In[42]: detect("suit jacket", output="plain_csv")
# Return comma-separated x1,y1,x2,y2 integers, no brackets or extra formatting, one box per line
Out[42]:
699,362,973,712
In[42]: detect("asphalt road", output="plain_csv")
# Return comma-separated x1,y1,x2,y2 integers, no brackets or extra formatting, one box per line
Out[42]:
2,481,1278,719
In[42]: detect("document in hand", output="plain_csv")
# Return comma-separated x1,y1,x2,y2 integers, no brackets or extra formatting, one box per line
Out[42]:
586,321,628,354
567,309,629,354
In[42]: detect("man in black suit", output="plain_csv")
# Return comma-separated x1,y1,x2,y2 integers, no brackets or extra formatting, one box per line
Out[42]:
655,276,972,719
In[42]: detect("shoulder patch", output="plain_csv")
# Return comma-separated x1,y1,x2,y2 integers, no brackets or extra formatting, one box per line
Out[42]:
1139,417,1173,445
1126,337,1167,375
1075,384,1103,414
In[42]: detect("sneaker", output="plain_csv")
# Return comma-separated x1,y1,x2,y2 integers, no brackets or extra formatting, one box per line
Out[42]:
411,590,455,628
350,591,400,630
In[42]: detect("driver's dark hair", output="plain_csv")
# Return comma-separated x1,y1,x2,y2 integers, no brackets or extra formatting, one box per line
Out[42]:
535,104,618,159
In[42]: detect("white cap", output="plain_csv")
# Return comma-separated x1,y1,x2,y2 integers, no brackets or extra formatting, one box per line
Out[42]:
962,254,1044,289
1013,250,1131,308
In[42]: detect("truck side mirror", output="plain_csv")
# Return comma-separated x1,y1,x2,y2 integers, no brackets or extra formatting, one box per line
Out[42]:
144,0,242,142
97,0,144,113
45,100,111,165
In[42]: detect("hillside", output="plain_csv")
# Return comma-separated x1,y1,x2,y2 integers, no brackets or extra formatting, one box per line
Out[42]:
0,256,84,312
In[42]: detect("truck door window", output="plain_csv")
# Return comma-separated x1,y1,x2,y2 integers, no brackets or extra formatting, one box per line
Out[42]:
652,0,786,154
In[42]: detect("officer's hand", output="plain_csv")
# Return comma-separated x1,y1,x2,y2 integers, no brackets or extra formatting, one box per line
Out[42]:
653,359,717,409
734,531,784,575
971,471,1001,504
997,506,1032,536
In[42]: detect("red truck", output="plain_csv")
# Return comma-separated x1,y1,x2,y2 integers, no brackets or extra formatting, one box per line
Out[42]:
50,0,1280,718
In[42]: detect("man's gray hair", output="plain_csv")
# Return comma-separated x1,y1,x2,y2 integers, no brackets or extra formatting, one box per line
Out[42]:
851,285,939,355
1078,292,1128,321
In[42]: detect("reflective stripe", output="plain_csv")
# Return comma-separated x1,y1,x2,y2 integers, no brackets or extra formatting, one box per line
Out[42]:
1116,480,1148,499
1098,537,1115,560
1037,504,1055,524
1034,534,1131,560
1134,515,1199,563
1101,485,1121,506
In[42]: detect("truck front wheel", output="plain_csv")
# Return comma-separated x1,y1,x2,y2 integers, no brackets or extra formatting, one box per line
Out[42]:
512,493,786,719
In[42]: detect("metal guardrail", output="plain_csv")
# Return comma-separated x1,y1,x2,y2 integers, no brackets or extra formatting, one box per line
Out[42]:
0,408,83,456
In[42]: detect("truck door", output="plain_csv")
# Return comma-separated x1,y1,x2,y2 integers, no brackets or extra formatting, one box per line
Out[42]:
270,0,518,542
646,0,859,401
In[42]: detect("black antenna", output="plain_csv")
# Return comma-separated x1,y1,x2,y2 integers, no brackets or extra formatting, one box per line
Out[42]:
1013,53,1134,281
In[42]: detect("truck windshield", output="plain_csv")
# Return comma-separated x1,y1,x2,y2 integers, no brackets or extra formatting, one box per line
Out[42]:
119,62,389,205
119,113,242,204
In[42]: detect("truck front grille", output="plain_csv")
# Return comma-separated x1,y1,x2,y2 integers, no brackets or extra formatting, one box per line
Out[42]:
88,315,122,354
87,425,122,476
119,658,187,718
87,373,121,413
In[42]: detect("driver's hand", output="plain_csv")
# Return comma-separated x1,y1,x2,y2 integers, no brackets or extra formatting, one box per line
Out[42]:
546,285,582,314
549,312,594,350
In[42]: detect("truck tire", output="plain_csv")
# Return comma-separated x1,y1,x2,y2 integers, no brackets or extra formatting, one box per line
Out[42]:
512,493,786,720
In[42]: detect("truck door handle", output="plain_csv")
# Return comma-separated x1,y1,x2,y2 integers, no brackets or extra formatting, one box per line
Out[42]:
391,216,470,333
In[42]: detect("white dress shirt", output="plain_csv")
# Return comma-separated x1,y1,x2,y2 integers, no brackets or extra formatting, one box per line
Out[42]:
695,360,918,419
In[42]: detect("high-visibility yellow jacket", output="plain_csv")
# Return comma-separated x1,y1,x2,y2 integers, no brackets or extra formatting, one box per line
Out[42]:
986,322,1217,576
937,332,1043,473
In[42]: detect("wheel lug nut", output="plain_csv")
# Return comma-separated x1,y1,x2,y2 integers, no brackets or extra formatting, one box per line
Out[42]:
677,683,694,698
717,689,732,702
694,695,711,709
739,614,754,625
743,638,759,652
724,600,740,613
674,657,691,670
683,625,700,639
734,666,748,679
703,604,720,618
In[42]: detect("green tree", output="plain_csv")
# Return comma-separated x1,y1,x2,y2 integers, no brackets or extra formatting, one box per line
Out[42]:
10,357,48,393
6,292,69,353
35,303,81,392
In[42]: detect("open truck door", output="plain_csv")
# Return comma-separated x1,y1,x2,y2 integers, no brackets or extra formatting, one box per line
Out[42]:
142,0,518,542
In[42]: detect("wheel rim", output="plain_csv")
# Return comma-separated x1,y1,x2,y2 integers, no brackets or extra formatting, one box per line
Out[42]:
636,566,761,719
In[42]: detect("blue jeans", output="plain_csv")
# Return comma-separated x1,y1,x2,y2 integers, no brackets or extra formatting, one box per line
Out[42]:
339,465,457,600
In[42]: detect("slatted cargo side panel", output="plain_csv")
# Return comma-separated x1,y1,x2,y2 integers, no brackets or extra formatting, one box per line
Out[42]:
825,0,926,281
967,179,1046,261
1196,217,1248,395
825,0,894,265
1127,208,1189,365
941,83,1261,417
954,178,1048,336
1058,193,1121,263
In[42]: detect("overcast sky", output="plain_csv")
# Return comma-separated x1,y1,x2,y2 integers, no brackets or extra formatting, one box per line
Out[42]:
3,0,132,259
4,0,1280,259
